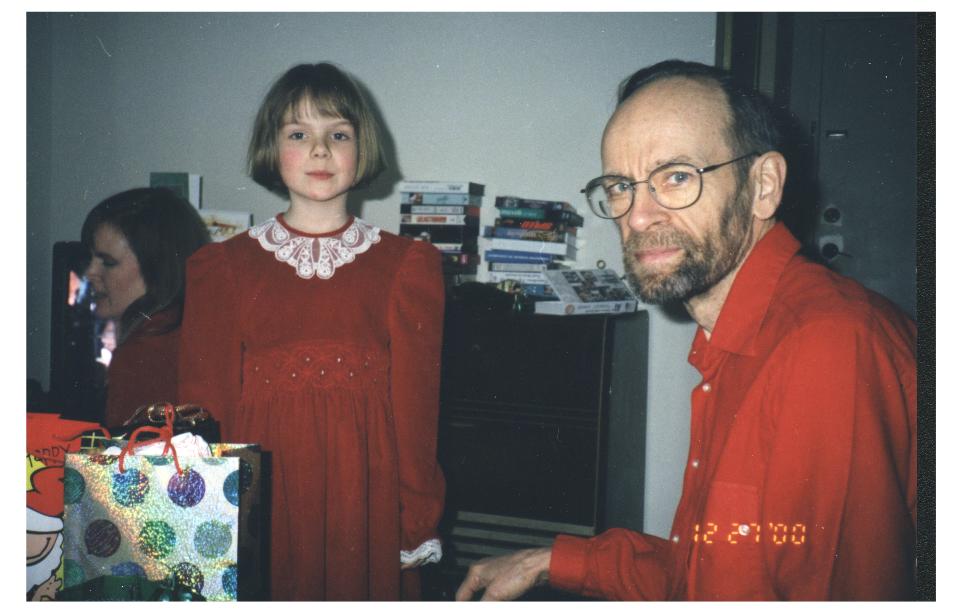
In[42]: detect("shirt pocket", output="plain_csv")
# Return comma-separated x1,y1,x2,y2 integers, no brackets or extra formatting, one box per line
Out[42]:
689,480,771,600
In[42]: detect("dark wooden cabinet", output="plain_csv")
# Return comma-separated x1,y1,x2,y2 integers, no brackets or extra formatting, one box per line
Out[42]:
423,300,648,599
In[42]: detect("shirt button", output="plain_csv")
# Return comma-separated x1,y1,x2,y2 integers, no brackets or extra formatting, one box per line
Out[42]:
671,534,680,543
691,459,700,469
701,382,712,393
738,524,751,536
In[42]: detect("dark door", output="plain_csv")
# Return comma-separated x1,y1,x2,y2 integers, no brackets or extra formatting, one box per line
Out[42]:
788,13,918,319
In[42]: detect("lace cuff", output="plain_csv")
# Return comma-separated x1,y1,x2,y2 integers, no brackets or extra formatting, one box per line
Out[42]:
400,538,442,567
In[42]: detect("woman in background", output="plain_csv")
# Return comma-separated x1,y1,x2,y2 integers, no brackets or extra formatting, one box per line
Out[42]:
81,187,210,427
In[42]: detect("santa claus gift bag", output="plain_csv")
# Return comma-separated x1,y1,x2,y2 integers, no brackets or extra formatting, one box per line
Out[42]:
26,413,106,601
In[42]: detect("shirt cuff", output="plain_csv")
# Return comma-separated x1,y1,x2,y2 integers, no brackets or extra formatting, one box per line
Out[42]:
400,538,442,567
549,534,590,593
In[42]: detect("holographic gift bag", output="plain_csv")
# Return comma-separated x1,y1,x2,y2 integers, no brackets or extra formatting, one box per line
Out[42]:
210,443,267,601
61,448,244,601
58,407,250,601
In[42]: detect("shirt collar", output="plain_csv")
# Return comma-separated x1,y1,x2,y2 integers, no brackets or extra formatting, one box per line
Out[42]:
701,222,801,357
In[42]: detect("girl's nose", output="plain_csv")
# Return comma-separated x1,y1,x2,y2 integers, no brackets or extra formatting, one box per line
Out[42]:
311,141,330,158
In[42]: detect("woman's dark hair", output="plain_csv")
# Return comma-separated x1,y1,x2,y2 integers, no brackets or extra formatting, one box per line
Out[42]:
80,187,210,342
618,60,782,180
247,62,386,197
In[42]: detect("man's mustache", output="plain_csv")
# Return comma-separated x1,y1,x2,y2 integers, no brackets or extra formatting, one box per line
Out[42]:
625,229,691,250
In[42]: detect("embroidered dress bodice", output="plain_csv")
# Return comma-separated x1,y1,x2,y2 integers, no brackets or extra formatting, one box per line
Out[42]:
180,219,446,599
248,215,381,280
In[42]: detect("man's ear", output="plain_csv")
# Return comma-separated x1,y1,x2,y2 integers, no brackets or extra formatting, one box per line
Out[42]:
750,151,786,221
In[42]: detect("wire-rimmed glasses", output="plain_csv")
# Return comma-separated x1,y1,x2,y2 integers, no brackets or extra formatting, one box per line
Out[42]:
581,152,759,219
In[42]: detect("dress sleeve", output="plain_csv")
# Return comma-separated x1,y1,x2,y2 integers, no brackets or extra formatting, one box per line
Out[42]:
549,529,672,600
760,316,917,600
177,242,244,440
387,240,447,552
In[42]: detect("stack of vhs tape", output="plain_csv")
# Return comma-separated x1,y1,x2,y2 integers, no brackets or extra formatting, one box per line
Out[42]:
482,196,585,301
398,180,483,279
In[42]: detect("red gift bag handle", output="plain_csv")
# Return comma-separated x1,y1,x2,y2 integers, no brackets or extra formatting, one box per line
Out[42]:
118,404,183,475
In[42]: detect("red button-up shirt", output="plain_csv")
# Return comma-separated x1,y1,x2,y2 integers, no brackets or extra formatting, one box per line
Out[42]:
549,223,917,600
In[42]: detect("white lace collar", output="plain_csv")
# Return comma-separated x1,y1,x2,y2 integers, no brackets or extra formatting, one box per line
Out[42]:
248,215,381,280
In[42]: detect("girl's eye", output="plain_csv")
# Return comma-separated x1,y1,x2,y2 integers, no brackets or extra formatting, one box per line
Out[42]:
332,131,352,141
287,131,307,141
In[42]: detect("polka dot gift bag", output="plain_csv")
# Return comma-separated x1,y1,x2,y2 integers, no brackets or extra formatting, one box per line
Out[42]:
61,406,259,601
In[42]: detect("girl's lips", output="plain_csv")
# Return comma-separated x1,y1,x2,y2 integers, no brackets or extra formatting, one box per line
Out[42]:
307,171,333,180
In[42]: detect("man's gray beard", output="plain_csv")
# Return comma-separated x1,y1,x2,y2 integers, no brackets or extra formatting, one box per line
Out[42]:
622,186,753,305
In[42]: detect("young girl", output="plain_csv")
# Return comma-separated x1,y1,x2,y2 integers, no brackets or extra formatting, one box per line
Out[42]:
178,63,446,601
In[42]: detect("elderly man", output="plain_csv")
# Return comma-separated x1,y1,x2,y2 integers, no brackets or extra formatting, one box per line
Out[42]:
456,60,917,601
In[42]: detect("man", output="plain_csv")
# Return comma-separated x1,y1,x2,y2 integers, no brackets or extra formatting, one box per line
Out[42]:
455,60,917,601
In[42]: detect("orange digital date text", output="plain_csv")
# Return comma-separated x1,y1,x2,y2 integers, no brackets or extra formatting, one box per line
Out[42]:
692,522,807,545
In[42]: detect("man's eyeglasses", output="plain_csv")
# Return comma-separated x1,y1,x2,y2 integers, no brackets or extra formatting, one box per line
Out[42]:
581,152,759,219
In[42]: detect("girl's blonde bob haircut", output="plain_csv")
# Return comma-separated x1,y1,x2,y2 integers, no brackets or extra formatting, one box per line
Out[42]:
248,62,386,197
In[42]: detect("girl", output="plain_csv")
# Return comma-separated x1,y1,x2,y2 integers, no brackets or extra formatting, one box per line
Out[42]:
178,63,446,600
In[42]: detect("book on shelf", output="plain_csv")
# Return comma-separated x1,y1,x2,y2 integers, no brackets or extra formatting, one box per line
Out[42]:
488,261,566,272
534,269,639,316
486,225,576,244
402,192,483,205
494,217,577,233
149,172,202,208
484,249,561,264
400,204,480,216
399,181,484,195
422,241,478,255
487,236,578,259
401,224,479,245
487,270,548,284
494,195,575,213
496,206,585,227
400,213,480,226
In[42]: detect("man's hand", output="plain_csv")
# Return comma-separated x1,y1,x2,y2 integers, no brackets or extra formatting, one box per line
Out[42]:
455,547,552,601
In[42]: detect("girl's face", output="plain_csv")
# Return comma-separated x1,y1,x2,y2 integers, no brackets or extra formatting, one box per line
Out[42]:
85,223,147,321
277,101,359,209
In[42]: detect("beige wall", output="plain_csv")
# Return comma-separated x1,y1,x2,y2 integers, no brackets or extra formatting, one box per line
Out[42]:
27,12,713,537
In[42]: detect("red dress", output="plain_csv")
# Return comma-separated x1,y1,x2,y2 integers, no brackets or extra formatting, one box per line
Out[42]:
104,308,180,428
178,215,446,600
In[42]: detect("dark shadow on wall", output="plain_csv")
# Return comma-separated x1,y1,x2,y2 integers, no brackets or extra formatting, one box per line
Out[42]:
346,77,401,220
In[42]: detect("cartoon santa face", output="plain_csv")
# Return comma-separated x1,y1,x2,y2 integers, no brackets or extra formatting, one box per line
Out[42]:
27,506,64,600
